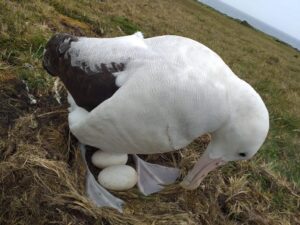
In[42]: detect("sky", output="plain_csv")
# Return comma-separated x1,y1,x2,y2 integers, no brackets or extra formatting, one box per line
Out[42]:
218,0,300,40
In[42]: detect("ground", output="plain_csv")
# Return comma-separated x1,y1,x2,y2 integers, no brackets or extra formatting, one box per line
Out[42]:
0,0,299,224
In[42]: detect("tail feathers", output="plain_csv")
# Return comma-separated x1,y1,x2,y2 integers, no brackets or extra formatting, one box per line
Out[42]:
68,102,89,128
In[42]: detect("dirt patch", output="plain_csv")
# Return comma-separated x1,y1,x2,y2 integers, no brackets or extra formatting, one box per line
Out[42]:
0,75,29,134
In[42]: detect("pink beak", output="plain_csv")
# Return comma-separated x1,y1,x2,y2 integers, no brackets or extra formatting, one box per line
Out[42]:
180,152,226,190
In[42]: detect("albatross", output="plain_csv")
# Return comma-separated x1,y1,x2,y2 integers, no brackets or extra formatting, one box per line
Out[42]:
43,32,269,211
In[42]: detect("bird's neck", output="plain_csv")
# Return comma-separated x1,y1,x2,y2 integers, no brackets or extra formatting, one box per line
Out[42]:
227,77,267,120
209,78,269,161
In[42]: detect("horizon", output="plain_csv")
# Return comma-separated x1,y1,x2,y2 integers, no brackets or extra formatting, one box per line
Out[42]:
198,0,300,50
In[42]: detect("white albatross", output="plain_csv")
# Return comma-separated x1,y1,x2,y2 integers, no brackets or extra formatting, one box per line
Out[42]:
43,32,269,211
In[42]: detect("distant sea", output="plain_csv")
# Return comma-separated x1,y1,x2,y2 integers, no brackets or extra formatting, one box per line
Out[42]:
198,0,300,50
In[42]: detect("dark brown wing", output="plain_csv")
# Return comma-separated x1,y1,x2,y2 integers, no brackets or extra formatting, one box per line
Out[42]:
43,33,125,111
60,60,124,111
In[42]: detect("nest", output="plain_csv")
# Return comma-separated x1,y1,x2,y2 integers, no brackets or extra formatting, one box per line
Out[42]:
1,76,299,225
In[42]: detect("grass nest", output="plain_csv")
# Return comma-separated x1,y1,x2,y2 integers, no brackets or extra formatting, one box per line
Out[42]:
0,76,299,225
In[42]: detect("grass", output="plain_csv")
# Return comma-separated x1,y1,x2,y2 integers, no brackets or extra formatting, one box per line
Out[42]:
112,16,140,34
0,0,299,224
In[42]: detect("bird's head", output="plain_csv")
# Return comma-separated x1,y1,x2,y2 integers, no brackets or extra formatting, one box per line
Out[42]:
181,83,269,190
43,33,78,76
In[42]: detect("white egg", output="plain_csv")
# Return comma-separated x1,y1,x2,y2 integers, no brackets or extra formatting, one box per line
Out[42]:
91,150,128,168
98,165,138,191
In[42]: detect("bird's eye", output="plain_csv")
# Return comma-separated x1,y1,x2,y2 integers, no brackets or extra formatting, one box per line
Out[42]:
238,152,247,157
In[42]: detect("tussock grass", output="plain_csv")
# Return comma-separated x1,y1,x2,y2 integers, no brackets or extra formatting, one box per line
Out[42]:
0,0,299,224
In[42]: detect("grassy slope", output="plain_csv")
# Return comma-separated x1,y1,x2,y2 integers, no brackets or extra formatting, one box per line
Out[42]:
0,0,299,224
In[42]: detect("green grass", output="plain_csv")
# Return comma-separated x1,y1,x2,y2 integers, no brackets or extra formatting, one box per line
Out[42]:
112,16,140,34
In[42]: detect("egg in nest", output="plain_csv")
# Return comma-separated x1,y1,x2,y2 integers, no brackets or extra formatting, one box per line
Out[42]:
91,150,137,191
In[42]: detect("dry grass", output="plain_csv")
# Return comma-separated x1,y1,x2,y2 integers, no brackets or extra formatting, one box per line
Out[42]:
0,0,299,224
1,97,299,224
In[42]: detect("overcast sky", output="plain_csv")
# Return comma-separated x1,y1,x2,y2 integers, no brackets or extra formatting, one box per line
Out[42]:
219,0,300,40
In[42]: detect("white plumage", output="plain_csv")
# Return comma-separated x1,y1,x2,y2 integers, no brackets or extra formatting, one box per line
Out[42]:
68,33,268,160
